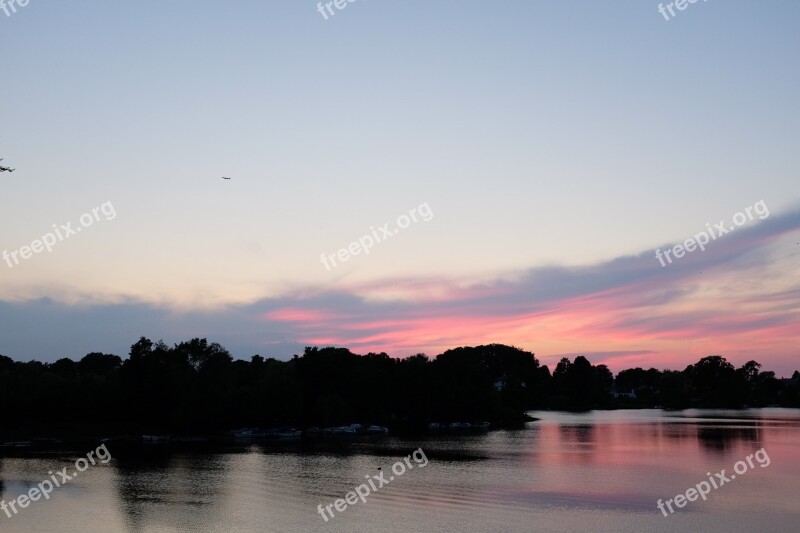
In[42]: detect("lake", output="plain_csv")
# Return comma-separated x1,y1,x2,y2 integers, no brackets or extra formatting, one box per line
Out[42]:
2,409,799,532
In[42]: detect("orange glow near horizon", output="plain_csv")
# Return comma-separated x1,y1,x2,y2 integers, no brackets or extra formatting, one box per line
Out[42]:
261,245,800,375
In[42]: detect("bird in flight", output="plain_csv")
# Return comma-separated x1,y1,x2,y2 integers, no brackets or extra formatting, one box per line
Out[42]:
0,159,14,173
221,176,231,180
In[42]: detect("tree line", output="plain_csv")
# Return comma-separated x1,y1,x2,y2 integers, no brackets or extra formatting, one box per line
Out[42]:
1,338,798,438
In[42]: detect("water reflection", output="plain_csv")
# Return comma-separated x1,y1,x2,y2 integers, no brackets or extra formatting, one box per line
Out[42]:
2,409,798,532
696,423,762,452
112,449,233,532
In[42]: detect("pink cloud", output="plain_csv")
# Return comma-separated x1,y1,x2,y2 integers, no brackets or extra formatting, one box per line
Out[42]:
253,208,800,375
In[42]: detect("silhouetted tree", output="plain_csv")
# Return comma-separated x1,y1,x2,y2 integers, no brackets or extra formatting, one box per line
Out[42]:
1,341,798,440
683,356,744,407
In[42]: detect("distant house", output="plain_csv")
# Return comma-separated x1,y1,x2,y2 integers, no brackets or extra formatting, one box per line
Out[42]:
494,378,527,391
612,389,637,399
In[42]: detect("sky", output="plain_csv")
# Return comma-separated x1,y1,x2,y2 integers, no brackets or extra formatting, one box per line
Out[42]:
1,1,798,375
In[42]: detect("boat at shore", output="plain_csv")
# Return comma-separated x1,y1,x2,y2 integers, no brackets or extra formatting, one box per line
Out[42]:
321,423,389,436
427,421,491,432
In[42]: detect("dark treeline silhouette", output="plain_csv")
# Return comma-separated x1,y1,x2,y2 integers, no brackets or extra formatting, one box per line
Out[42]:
1,339,799,439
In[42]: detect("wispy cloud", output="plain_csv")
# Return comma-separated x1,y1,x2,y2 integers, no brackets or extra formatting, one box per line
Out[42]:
1,206,798,375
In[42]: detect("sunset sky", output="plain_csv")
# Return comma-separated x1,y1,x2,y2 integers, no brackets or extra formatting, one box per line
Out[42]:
1,1,798,375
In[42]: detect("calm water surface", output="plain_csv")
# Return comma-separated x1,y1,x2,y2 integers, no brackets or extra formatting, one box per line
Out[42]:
2,409,799,532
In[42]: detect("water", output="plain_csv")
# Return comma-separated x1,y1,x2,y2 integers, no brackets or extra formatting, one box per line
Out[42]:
2,409,799,532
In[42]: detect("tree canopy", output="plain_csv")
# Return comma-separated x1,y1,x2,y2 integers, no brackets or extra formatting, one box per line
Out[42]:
0,339,797,439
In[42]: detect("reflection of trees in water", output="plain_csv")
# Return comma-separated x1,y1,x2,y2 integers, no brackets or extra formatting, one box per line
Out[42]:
552,424,598,465
559,424,596,448
111,449,232,532
660,419,763,453
697,422,762,452
662,421,696,443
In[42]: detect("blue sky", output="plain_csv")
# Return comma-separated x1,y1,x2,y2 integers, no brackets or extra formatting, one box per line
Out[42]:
1,1,798,373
